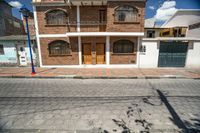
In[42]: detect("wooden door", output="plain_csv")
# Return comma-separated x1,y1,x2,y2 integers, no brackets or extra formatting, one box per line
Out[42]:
96,43,105,64
82,43,92,64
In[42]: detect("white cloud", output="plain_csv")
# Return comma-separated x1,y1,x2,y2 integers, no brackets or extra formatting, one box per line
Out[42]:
155,1,177,22
160,1,176,10
9,1,22,9
149,6,155,10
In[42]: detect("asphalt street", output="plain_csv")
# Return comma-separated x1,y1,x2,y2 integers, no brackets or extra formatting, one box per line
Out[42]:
0,78,200,133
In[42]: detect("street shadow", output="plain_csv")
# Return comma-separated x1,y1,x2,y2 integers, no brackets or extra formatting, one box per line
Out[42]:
184,118,200,133
157,90,188,133
112,119,131,133
142,97,162,106
110,103,153,133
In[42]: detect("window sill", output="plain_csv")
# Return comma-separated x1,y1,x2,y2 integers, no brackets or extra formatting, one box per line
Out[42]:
49,54,72,57
45,24,67,27
112,53,136,55
113,21,140,24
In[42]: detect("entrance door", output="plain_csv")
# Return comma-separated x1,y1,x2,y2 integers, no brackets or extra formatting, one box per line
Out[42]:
158,42,188,67
82,43,92,64
96,43,105,64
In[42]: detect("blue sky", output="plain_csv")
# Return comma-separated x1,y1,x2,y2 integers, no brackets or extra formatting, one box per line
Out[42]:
5,0,200,22
146,0,200,19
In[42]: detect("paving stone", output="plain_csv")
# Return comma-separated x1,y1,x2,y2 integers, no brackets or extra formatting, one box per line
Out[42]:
0,78,200,132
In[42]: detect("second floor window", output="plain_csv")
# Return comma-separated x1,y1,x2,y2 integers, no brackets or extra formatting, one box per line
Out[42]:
147,30,155,38
46,9,67,25
48,40,71,55
115,5,138,22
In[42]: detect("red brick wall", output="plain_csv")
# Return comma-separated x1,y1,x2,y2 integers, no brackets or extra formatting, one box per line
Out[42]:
107,1,145,32
110,37,138,64
35,1,145,33
40,37,79,65
36,6,77,34
80,6,106,32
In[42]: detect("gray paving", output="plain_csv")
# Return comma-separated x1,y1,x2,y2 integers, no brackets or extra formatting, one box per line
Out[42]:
0,78,200,133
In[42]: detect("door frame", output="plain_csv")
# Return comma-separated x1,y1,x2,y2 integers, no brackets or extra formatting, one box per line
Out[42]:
82,43,92,64
96,43,106,64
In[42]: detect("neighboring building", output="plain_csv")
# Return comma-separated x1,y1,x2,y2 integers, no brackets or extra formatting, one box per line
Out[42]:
0,0,25,36
23,13,36,36
33,0,146,67
144,18,161,38
0,35,38,67
161,9,200,38
141,9,200,68
0,0,38,67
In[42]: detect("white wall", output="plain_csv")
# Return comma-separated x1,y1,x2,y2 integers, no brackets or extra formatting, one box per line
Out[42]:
187,28,200,38
139,40,159,68
186,41,200,68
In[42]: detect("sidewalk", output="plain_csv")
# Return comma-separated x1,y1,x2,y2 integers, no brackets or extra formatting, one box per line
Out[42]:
0,67,200,79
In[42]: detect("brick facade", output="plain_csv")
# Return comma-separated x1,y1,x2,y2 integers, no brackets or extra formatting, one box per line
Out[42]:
107,1,145,32
110,37,138,64
34,0,145,66
40,37,79,65
36,2,145,33
36,6,77,34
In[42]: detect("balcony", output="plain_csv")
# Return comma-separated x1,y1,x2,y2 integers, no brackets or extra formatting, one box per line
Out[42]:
68,21,107,32
68,21,106,26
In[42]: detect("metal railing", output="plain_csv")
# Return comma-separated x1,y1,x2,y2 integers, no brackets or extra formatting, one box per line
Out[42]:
68,21,107,26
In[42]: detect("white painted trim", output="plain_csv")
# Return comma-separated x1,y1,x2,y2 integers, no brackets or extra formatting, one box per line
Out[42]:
137,37,141,68
41,64,138,68
77,6,80,32
66,32,144,36
106,36,110,65
38,32,144,38
78,36,82,65
142,37,200,41
33,5,43,67
39,34,67,38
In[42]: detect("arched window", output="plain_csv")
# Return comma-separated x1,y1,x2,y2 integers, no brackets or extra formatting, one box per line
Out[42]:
46,9,67,25
48,40,71,55
115,5,138,22
113,40,134,53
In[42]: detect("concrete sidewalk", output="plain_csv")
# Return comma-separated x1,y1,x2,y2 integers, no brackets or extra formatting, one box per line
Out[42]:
0,67,200,79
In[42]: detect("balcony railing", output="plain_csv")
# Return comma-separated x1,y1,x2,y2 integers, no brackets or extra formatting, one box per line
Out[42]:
68,21,107,26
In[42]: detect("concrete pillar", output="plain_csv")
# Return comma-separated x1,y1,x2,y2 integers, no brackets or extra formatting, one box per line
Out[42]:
106,36,110,65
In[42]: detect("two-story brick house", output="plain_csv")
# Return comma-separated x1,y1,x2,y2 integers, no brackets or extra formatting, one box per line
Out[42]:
33,0,146,67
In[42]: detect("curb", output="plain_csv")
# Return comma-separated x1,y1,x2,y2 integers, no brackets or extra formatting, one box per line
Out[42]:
0,75,199,79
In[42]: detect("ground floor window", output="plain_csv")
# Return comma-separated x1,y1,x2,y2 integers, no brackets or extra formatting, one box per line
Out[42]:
48,40,71,55
0,45,4,55
113,40,134,53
